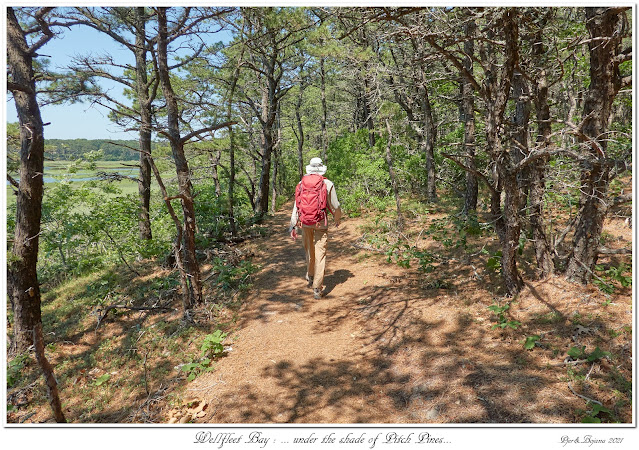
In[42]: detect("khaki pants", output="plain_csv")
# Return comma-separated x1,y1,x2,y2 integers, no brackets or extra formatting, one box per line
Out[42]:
302,227,328,289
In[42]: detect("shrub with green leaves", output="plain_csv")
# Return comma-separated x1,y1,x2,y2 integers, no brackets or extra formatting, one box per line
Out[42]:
179,330,229,382
326,129,392,214
594,263,632,294
201,330,228,359
7,354,29,388
523,335,541,350
567,346,611,362
581,402,614,423
488,301,521,330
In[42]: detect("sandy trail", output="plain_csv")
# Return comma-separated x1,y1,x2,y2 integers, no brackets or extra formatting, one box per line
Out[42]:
190,204,414,423
188,202,632,424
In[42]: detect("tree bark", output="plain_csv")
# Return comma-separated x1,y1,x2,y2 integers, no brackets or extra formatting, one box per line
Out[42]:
566,7,625,283
7,6,66,423
294,69,306,180
511,71,530,205
156,7,202,306
487,9,523,295
363,76,376,147
252,29,280,219
146,153,191,311
254,77,277,218
385,120,404,230
320,56,328,161
271,108,282,213
7,7,47,354
461,18,477,216
33,323,66,422
227,125,237,236
208,148,222,198
417,70,437,203
135,7,153,241
528,19,554,278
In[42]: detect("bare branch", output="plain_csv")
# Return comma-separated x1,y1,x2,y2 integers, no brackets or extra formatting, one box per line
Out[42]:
442,153,497,195
27,7,55,54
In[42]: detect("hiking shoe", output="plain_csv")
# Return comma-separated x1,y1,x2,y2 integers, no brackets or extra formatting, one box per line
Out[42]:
313,288,322,299
305,274,313,287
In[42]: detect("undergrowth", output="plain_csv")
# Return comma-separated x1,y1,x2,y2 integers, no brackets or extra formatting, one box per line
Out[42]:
351,193,632,424
6,249,255,424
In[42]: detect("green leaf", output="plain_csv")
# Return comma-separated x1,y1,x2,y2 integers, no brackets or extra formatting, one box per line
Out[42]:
486,257,500,271
187,372,196,382
587,347,611,362
591,403,611,415
94,373,111,386
581,416,601,423
507,321,521,329
568,346,586,359
524,335,540,350
180,363,199,372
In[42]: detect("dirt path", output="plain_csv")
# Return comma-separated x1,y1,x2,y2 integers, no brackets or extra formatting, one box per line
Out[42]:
188,203,632,424
190,204,405,422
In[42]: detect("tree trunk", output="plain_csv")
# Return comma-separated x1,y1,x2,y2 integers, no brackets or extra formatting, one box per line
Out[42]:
294,73,306,180
147,154,192,311
566,7,624,283
385,120,404,230
511,71,530,206
254,52,279,219
499,170,524,295
135,7,153,241
157,7,202,306
271,109,281,213
418,78,437,203
363,76,376,147
487,9,523,296
255,118,275,218
227,125,237,236
225,47,244,238
7,7,66,423
529,22,554,278
7,7,46,354
461,18,477,216
320,56,328,161
209,148,222,198
33,323,66,422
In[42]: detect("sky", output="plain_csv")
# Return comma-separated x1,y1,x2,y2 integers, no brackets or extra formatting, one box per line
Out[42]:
4,8,232,141
6,22,138,140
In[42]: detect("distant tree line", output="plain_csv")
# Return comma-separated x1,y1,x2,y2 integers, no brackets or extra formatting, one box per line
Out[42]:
5,134,161,161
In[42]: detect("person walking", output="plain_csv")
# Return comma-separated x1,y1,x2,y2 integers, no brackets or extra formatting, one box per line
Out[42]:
289,157,342,299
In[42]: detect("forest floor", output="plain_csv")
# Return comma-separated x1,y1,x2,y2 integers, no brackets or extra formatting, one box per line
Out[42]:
7,195,633,425
182,200,633,424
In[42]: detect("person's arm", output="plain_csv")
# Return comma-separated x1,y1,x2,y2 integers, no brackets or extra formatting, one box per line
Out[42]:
328,184,342,227
289,201,299,239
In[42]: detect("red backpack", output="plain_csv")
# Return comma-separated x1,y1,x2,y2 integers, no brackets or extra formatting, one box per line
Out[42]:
295,174,331,226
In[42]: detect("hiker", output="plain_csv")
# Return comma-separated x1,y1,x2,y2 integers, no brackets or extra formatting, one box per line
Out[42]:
289,157,342,299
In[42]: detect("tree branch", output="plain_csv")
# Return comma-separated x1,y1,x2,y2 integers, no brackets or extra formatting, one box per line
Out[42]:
7,81,34,94
180,121,237,144
7,174,20,189
442,153,497,195
27,7,56,55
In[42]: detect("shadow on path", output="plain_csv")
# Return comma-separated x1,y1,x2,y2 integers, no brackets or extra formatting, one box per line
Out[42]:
323,269,354,296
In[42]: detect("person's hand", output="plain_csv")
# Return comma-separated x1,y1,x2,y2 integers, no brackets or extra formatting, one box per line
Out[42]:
290,228,298,241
